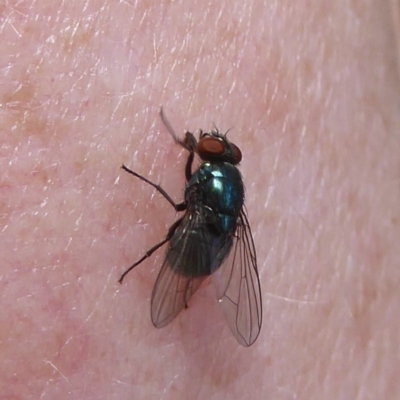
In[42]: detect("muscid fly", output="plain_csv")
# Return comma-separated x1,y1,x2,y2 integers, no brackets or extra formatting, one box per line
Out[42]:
119,109,262,346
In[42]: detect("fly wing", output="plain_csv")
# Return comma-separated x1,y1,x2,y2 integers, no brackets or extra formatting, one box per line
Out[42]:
211,208,262,346
151,212,211,328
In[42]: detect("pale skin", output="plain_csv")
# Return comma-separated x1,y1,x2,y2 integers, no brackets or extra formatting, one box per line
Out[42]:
1,0,399,399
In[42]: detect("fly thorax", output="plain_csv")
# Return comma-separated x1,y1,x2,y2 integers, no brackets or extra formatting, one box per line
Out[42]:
186,162,244,235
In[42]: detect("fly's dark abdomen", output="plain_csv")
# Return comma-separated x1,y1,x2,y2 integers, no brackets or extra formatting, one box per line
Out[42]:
166,218,216,277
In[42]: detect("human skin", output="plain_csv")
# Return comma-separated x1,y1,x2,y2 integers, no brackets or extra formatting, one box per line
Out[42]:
1,0,400,399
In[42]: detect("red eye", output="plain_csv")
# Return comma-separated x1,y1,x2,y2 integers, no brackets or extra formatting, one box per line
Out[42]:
231,143,242,163
197,137,225,159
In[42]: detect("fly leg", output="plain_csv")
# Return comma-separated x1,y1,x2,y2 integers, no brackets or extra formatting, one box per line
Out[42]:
184,150,194,181
118,218,183,283
121,165,186,211
159,107,197,181
159,107,197,151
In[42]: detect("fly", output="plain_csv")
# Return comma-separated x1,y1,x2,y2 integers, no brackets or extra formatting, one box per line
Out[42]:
119,108,262,346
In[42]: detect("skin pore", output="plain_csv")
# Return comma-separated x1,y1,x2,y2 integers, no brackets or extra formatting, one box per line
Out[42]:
1,0,399,399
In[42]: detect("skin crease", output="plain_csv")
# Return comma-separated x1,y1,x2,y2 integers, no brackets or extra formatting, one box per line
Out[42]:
1,0,399,399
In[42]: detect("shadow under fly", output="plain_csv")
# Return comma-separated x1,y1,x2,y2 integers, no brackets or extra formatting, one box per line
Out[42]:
119,108,262,346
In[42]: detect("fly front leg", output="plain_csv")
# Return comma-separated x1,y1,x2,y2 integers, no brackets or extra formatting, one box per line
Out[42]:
159,107,198,152
184,151,194,181
159,107,197,181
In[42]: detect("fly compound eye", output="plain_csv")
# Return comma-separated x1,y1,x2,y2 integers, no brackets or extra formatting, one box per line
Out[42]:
197,137,225,160
231,143,242,164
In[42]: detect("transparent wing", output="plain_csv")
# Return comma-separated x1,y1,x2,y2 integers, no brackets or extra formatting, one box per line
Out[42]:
211,209,262,346
151,212,212,328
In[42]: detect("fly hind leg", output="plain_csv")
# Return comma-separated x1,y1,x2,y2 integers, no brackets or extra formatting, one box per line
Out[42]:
118,218,183,283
